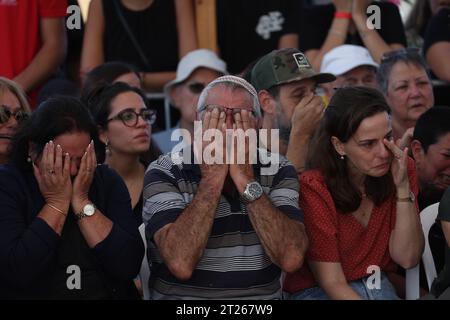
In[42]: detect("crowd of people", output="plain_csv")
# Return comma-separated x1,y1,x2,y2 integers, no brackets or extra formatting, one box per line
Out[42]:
0,0,450,300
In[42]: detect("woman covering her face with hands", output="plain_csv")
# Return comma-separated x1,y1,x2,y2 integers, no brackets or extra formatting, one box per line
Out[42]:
284,87,424,300
0,96,144,299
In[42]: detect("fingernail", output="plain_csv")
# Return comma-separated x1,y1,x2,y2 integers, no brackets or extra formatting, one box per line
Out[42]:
49,140,53,145
57,144,61,150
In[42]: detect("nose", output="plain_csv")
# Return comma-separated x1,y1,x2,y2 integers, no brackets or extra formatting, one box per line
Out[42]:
70,162,78,177
408,83,421,98
377,141,390,159
136,115,149,128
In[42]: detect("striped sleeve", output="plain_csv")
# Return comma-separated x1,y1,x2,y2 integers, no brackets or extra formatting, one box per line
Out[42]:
264,157,303,223
142,155,187,239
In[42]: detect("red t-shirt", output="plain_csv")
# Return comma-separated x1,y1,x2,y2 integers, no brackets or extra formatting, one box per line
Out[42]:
0,0,67,106
284,158,419,293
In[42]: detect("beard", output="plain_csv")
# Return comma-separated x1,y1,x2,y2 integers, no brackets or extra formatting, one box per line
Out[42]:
279,124,291,143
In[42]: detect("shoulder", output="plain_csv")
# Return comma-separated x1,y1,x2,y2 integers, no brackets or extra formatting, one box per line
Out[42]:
145,152,189,183
300,169,326,187
0,164,26,186
93,164,124,186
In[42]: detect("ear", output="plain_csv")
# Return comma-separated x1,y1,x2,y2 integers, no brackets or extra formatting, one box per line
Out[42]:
98,125,108,145
410,139,424,162
258,90,277,115
331,136,345,157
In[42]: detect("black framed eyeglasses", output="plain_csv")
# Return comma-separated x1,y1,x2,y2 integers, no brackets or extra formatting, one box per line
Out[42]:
107,108,156,127
0,105,29,124
187,82,206,94
381,47,421,63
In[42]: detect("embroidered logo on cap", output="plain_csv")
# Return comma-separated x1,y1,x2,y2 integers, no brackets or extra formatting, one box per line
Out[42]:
293,53,310,69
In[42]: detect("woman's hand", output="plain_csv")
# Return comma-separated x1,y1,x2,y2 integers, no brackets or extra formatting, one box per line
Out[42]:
71,141,96,212
33,141,72,211
383,138,409,189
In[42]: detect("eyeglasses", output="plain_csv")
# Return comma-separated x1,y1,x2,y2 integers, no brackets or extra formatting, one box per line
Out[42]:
381,47,421,63
198,105,256,117
187,82,206,94
0,105,29,124
107,108,156,127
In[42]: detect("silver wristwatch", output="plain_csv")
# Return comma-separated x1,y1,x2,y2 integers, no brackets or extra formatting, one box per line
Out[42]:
242,181,263,204
75,203,96,221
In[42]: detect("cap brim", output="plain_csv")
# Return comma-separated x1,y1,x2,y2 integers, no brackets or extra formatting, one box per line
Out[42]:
280,72,336,87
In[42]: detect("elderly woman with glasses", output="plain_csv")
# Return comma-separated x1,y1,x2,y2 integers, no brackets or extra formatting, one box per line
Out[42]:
0,96,144,299
86,82,156,227
0,77,31,165
377,48,434,148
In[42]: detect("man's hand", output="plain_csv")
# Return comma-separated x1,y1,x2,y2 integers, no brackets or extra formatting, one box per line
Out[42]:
229,110,257,194
196,108,228,186
291,93,325,139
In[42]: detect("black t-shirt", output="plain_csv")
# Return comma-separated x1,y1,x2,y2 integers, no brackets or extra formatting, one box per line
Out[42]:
102,0,179,72
298,1,407,52
217,0,300,74
423,8,450,56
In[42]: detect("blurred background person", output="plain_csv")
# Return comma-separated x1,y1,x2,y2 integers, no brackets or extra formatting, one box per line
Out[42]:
0,0,67,108
0,77,31,165
153,49,227,154
320,44,379,101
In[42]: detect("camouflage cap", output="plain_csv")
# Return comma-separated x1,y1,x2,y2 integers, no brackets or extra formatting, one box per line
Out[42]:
250,48,336,92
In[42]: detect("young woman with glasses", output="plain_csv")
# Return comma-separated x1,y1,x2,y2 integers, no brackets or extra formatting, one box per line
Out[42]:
86,82,156,226
0,77,31,165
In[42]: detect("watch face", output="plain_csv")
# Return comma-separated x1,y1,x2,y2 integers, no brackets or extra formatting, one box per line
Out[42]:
84,204,96,216
245,182,263,202
249,182,262,197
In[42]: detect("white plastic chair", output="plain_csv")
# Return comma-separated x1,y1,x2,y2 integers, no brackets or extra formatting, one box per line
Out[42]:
138,223,151,300
405,202,439,300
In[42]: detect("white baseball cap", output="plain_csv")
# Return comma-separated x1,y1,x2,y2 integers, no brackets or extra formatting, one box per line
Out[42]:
164,49,227,97
320,45,378,76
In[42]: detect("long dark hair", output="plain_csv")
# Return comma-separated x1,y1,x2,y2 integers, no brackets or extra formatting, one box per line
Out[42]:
307,87,396,213
10,96,98,170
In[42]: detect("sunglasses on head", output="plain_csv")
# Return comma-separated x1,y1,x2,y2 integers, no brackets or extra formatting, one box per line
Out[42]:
381,47,421,63
187,82,206,94
0,105,29,124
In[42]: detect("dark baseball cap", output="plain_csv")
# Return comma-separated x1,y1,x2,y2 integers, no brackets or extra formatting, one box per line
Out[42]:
250,48,336,92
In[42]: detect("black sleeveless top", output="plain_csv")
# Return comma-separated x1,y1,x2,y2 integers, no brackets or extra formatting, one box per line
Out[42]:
102,0,179,72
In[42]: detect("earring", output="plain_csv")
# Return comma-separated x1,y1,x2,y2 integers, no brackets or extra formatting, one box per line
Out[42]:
105,141,112,157
340,155,345,160
27,155,32,163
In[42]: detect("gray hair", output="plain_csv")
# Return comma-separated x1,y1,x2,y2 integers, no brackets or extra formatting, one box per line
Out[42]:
376,49,431,95
197,75,262,118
